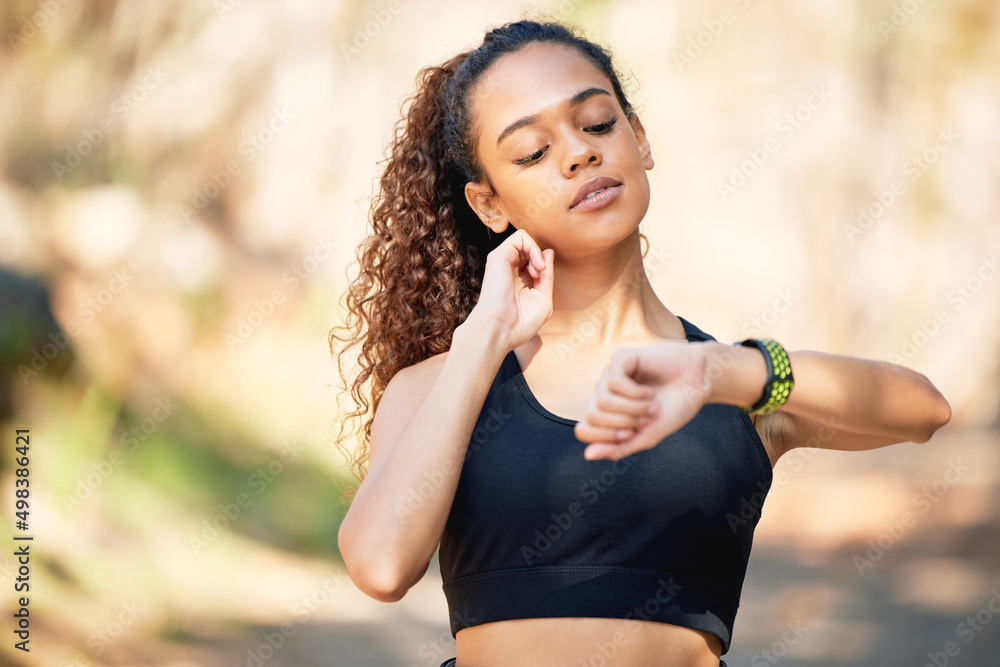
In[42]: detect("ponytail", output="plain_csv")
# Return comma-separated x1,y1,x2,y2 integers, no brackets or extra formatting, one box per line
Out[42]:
330,54,504,501
332,20,634,500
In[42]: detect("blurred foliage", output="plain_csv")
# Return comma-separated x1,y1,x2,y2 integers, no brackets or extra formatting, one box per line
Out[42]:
0,0,998,665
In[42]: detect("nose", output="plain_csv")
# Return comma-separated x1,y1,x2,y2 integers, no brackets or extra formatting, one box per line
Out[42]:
562,131,602,176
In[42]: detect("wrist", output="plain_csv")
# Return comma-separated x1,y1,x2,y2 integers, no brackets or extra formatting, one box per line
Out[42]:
703,341,769,407
452,313,510,364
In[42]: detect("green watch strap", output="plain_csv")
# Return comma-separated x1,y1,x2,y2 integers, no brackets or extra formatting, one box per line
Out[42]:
735,337,794,415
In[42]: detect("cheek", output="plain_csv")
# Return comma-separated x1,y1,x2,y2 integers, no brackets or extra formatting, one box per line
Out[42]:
504,178,562,222
631,175,652,219
528,182,563,216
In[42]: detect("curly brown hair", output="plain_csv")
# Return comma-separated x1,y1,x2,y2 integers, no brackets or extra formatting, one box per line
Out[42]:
330,20,636,503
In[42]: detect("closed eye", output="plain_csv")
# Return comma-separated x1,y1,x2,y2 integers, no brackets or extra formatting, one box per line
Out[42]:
586,117,617,134
513,117,618,166
514,146,547,166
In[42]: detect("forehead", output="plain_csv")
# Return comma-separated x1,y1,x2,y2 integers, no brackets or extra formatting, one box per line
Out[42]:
468,42,617,137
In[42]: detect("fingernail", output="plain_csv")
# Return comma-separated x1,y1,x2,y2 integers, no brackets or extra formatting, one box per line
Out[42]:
647,401,659,414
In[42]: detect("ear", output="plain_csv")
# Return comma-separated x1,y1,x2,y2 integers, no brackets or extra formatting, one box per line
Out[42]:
464,180,510,233
628,113,655,170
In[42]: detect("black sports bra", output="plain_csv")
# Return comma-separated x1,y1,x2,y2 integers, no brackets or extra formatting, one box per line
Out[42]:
437,316,773,655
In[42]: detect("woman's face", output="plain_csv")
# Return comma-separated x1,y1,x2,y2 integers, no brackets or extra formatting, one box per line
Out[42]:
464,41,654,258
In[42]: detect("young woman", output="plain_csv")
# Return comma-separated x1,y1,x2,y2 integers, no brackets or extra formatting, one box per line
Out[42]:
333,20,951,667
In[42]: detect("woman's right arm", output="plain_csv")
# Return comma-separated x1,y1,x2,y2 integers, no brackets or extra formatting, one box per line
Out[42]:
337,231,554,602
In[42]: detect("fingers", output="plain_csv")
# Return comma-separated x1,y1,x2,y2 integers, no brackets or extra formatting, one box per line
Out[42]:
605,350,655,400
506,229,547,277
516,229,546,274
490,238,526,272
585,393,658,429
533,247,555,300
488,230,551,283
578,387,705,461
583,442,649,461
573,349,655,444
574,421,639,445
505,233,554,297
578,420,661,461
582,442,628,461
598,386,658,416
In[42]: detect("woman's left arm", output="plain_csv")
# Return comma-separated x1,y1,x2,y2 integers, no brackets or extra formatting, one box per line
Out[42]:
708,344,953,456
574,341,952,461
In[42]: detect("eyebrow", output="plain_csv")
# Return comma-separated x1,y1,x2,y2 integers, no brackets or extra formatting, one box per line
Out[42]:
495,87,613,147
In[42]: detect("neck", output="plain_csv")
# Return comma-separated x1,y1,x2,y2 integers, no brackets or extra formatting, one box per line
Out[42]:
540,230,678,350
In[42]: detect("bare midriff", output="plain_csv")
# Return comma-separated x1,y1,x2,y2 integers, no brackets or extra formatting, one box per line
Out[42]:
455,617,722,667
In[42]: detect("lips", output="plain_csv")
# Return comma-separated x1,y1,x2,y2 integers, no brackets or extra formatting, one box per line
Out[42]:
570,176,622,209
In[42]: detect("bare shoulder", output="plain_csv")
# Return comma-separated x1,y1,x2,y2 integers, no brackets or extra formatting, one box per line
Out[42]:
385,350,450,394
368,350,450,470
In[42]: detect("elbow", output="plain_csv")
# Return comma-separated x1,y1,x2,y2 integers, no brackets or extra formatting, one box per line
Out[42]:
915,393,952,443
352,569,409,603
936,394,953,429
338,521,410,603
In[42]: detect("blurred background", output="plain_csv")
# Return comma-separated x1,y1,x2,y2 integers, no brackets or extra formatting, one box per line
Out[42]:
0,0,998,665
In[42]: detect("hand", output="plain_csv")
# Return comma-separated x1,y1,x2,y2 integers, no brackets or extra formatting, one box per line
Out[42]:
573,342,712,461
465,229,555,352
